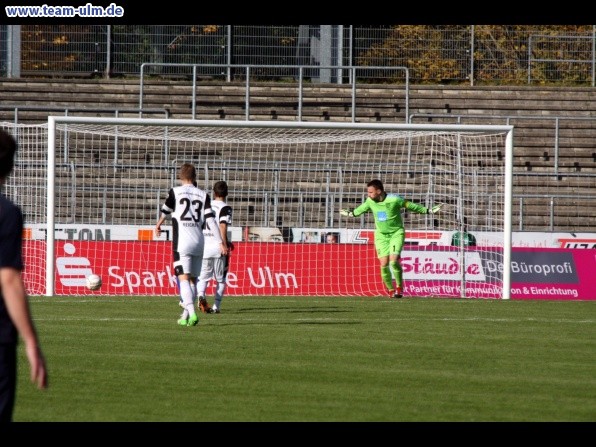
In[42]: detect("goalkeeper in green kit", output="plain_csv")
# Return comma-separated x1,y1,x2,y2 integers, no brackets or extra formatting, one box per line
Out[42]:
340,179,442,298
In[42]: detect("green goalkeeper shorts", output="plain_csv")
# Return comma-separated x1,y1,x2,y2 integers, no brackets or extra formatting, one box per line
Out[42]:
375,228,405,258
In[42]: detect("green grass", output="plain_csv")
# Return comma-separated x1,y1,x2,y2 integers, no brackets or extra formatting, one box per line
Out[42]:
14,296,596,422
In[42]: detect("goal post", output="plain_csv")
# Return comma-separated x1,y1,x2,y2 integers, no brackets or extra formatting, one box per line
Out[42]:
12,117,514,299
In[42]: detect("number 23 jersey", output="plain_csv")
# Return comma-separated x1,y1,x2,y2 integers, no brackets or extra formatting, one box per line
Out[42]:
161,184,215,255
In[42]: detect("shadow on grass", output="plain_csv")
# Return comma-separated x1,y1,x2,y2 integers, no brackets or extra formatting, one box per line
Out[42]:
234,306,350,314
211,319,363,327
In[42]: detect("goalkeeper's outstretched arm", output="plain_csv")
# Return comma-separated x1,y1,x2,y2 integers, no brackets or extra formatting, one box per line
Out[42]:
405,201,443,214
341,201,371,218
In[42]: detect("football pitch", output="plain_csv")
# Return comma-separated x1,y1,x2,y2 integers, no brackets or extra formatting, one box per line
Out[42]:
15,295,595,422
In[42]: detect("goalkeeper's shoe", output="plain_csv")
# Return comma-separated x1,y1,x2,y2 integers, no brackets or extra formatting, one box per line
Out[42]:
393,287,403,299
177,317,188,326
198,296,213,314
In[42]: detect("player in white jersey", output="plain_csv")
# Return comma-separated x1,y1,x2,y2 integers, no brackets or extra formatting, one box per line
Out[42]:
197,181,233,314
155,163,225,327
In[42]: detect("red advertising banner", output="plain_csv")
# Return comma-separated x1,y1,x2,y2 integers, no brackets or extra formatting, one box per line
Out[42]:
508,247,594,300
22,241,596,300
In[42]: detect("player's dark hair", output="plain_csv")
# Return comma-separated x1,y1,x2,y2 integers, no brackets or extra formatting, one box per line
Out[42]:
367,179,384,191
179,163,196,182
0,129,17,179
213,180,228,198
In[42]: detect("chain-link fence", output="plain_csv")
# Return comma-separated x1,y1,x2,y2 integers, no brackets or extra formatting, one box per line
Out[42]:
1,25,594,85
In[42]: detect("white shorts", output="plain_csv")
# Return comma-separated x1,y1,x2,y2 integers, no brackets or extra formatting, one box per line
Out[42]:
198,256,229,283
173,253,203,277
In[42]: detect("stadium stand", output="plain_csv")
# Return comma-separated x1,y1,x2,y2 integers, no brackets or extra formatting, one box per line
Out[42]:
1,77,594,231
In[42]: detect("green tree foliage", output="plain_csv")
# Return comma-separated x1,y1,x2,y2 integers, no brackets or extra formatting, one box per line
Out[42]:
356,25,470,83
356,25,593,85
21,25,104,73
18,25,594,85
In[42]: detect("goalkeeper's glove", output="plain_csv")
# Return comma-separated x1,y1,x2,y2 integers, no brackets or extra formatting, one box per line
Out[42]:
427,204,442,214
340,208,354,217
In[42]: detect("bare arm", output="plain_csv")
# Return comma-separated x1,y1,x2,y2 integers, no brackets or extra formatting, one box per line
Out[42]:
219,221,230,255
0,267,48,389
219,221,229,246
156,188,174,236
206,216,227,255
155,214,167,236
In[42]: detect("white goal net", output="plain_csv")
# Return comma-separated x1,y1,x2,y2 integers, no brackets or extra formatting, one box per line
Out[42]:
2,118,513,299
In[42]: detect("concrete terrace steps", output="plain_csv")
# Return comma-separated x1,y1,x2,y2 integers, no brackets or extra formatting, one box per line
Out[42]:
3,78,593,119
2,77,595,231
411,85,596,115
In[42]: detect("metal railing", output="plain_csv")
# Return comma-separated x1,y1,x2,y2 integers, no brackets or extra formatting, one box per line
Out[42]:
139,63,410,122
409,113,596,176
0,106,170,124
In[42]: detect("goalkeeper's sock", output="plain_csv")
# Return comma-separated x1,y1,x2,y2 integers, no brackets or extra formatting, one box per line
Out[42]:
390,260,403,289
380,266,393,291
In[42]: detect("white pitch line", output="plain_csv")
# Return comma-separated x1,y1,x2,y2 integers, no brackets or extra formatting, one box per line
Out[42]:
32,316,595,324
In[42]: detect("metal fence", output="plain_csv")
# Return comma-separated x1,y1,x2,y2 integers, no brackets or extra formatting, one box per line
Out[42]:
1,25,595,86
138,63,410,121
